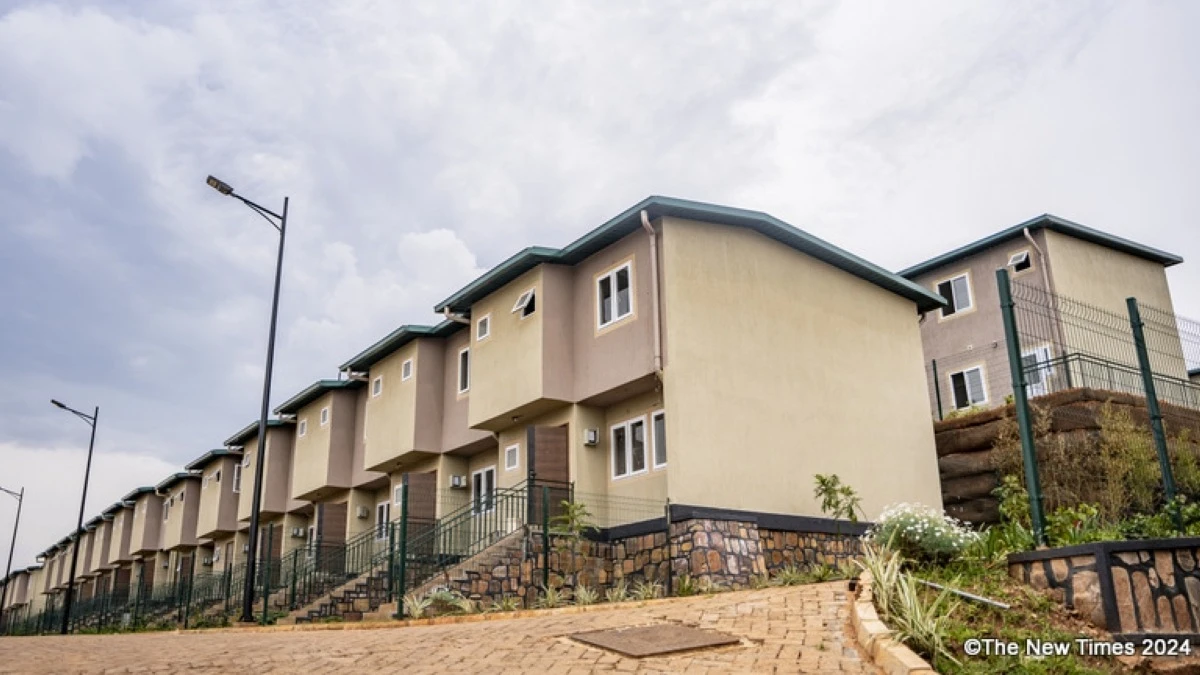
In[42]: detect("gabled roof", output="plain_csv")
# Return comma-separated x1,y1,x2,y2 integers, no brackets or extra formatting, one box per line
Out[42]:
898,213,1183,279
274,379,363,415
224,419,288,447
121,486,157,502
156,472,199,492
84,516,104,529
102,500,132,516
339,320,463,373
184,448,243,471
434,195,947,314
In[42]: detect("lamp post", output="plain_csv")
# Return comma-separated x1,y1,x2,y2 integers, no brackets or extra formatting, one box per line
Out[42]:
49,399,99,635
205,175,289,624
0,485,23,634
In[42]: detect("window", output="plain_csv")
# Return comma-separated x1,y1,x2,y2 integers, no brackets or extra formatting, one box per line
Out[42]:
936,273,973,318
232,464,242,494
597,263,633,328
476,314,491,341
394,484,404,506
298,418,307,437
372,376,383,397
163,502,170,522
504,444,519,471
611,417,647,479
651,411,666,468
472,467,496,514
401,359,413,381
950,366,987,409
214,470,221,483
375,502,390,540
512,288,536,317
1022,345,1054,398
306,526,316,558
458,348,470,394
213,548,220,563
178,491,184,503
202,475,210,489
320,407,330,427
1008,251,1032,273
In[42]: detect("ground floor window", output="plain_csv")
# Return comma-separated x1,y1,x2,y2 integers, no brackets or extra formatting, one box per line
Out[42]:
375,501,390,540
950,366,987,409
611,417,647,479
473,466,496,514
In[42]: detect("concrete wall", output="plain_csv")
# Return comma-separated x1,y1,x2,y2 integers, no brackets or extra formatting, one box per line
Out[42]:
660,216,943,518
108,507,134,565
467,266,545,430
237,427,298,520
195,456,241,540
292,389,358,500
362,341,434,473
89,520,112,575
440,328,491,452
160,479,200,551
128,493,164,556
349,387,387,489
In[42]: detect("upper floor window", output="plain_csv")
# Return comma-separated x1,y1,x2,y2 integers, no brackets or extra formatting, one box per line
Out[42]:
950,366,987,409
458,348,471,394
611,417,647,479
597,263,633,329
401,359,413,381
476,314,491,341
937,273,973,318
651,411,666,469
214,470,221,483
372,375,383,397
319,407,330,427
232,464,242,494
512,288,536,318
298,418,308,437
1008,250,1032,273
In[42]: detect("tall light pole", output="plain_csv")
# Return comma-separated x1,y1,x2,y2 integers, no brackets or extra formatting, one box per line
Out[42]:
205,175,288,624
0,485,23,634
50,400,98,635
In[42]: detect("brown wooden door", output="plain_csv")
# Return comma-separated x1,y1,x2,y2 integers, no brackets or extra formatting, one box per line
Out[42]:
527,424,570,522
405,471,438,522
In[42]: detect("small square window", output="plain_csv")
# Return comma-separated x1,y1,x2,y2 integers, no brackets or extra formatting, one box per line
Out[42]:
394,485,404,506
401,359,413,381
950,366,988,409
597,263,633,329
504,444,519,471
476,314,491,341
372,376,383,397
298,419,308,437
936,273,973,318
1008,250,1032,272
319,407,330,426
512,289,536,317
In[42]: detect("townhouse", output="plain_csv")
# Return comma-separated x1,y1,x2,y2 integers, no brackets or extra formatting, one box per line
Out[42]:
86,513,113,599
899,214,1186,414
101,499,135,602
124,486,164,590
187,448,243,573
156,472,201,586
227,420,304,566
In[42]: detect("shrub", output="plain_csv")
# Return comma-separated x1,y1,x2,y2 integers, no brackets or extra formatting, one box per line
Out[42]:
631,580,662,601
772,564,806,586
487,596,521,613
605,579,629,603
813,474,865,523
402,593,432,619
674,574,698,597
574,585,599,606
1045,503,1120,546
855,545,959,667
865,503,978,562
536,585,569,608
451,595,478,615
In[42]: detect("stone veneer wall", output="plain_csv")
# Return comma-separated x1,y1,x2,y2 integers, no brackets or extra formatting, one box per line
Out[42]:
1010,538,1200,635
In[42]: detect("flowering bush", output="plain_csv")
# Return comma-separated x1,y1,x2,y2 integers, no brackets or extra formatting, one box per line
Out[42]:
865,503,979,562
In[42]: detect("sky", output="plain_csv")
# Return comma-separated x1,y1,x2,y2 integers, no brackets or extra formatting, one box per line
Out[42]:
1,0,1198,572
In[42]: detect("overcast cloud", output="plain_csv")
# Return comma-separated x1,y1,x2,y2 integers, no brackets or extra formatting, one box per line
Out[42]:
1,0,1197,570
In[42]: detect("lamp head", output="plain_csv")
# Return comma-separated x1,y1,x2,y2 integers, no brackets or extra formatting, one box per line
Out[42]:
206,175,235,196
51,399,65,409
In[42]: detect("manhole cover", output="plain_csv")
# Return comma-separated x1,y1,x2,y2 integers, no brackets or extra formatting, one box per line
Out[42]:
571,624,740,658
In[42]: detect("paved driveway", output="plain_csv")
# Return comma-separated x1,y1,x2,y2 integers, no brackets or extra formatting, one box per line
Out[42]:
0,582,878,674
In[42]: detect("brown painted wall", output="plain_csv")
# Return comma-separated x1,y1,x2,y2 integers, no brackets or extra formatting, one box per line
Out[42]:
440,327,490,452
350,387,387,489
196,456,241,540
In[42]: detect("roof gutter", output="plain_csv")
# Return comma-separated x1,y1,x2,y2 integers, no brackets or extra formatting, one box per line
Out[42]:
640,210,663,373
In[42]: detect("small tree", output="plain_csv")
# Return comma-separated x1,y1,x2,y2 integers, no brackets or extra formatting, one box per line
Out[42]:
814,474,864,523
549,500,596,585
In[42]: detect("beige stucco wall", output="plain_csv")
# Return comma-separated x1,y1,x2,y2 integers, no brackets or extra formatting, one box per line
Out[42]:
107,507,134,565
292,389,359,499
79,530,96,576
160,479,201,551
1044,230,1187,378
128,493,163,556
364,343,424,473
659,216,942,519
440,328,492,452
27,569,45,611
237,427,298,520
467,267,546,429
89,520,112,575
349,387,388,489
281,512,312,556
195,456,241,540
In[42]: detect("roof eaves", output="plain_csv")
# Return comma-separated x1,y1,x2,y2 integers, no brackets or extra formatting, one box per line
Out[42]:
433,247,563,314
121,486,157,502
184,447,243,471
223,419,288,448
155,471,199,492
273,379,361,415
337,320,463,373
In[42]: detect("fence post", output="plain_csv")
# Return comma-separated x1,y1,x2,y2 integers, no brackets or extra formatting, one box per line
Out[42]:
1127,297,1181,530
664,498,673,597
541,486,551,593
395,480,409,618
387,516,396,604
260,523,273,626
182,554,196,629
931,359,943,421
289,549,298,610
996,268,1047,545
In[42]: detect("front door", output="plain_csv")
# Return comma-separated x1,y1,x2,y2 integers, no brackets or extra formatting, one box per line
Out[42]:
527,424,570,522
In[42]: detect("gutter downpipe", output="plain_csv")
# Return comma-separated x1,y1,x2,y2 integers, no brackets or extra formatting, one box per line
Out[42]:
443,308,470,325
640,210,663,373
1023,228,1070,383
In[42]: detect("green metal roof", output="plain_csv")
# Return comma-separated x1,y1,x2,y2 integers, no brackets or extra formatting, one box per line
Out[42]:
339,320,464,373
1190,368,1200,378
84,516,104,529
224,418,288,448
273,379,363,415
121,486,157,502
101,500,132,516
156,471,199,492
898,214,1183,279
433,195,947,314
184,448,243,471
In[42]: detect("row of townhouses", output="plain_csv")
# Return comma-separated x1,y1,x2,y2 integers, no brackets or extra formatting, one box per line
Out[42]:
2,196,1191,626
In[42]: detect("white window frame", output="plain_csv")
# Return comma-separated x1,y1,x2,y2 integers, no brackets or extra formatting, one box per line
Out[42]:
610,416,648,480
936,272,974,320
372,375,383,398
476,314,491,341
401,358,413,381
458,348,470,394
297,418,308,437
375,501,390,540
948,365,989,410
596,262,634,330
232,464,242,494
306,526,316,558
651,410,666,469
472,466,497,514
1008,250,1032,273
213,547,221,563
512,288,536,317
1022,344,1054,398
394,484,404,506
504,443,520,471
319,407,330,427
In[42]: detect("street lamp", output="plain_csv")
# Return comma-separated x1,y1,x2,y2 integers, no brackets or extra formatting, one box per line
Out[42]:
205,175,289,624
49,399,98,635
0,485,23,635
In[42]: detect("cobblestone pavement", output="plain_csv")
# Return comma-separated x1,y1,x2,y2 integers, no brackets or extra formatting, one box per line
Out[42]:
0,583,880,674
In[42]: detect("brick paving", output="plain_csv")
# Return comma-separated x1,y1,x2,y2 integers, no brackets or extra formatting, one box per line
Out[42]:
0,583,880,674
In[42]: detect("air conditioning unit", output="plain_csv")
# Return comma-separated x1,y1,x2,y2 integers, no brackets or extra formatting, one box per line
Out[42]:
356,506,370,519
161,560,169,569
291,528,306,538
201,557,213,566
243,544,250,553
584,428,599,446
449,475,467,489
